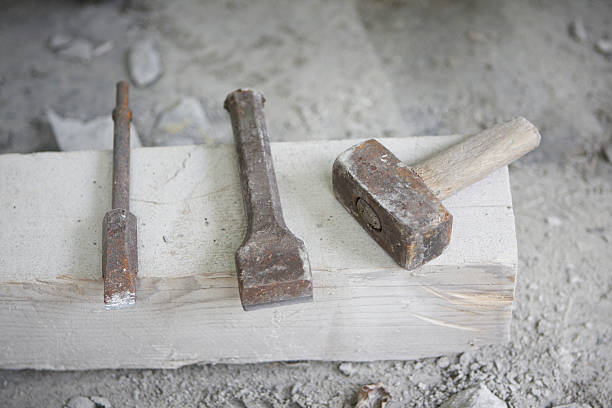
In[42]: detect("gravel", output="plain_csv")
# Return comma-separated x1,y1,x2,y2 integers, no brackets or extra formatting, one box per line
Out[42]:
439,384,507,408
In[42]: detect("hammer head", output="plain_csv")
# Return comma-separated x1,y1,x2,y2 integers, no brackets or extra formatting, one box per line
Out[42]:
235,227,313,311
102,209,138,309
332,139,452,270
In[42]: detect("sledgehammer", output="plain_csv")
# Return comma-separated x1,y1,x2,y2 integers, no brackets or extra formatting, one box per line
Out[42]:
332,117,540,270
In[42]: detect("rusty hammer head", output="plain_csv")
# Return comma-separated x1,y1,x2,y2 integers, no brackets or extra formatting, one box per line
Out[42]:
333,139,452,270
332,118,540,270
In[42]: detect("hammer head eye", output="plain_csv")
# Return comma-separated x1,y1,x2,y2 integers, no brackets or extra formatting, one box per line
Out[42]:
355,198,382,231
332,139,453,270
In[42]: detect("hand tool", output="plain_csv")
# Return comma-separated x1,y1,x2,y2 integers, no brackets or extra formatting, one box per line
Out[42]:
224,89,313,310
102,81,138,309
332,117,540,270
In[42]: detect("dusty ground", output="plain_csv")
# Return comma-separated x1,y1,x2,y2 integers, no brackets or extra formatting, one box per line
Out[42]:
0,0,611,407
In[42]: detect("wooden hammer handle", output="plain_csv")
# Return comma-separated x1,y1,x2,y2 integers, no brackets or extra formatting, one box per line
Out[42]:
411,117,540,201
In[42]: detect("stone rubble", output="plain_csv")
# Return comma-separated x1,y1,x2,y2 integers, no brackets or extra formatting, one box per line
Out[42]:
128,39,163,87
65,396,95,408
46,109,142,151
48,33,73,51
594,39,612,56
57,39,94,62
48,35,113,62
338,362,356,376
151,97,212,146
439,384,507,408
89,396,113,408
568,18,588,42
65,395,112,408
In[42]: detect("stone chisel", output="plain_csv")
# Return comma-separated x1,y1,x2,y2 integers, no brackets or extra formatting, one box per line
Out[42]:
102,81,138,309
224,89,313,310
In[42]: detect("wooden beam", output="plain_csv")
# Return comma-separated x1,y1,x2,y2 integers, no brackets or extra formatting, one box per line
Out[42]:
0,136,517,370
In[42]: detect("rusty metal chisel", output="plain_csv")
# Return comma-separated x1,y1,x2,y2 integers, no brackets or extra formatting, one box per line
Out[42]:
224,89,313,311
102,81,138,310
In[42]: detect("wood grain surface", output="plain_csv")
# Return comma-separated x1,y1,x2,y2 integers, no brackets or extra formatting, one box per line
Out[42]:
0,136,517,369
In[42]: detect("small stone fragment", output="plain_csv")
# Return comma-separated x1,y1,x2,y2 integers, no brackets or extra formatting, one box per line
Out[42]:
58,39,94,62
553,404,593,408
46,109,142,151
90,396,112,408
152,97,212,146
545,216,563,227
440,384,507,408
338,362,355,376
66,396,95,408
128,39,163,87
568,18,587,42
466,30,486,43
459,352,472,367
355,382,390,408
48,34,72,51
603,142,612,163
93,41,114,57
595,39,612,56
437,356,451,368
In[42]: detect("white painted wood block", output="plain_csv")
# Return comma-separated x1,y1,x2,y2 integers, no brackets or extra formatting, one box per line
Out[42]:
0,136,517,370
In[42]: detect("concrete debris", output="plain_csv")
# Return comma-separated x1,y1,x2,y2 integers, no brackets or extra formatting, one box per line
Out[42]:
90,396,113,407
152,97,212,146
65,395,112,408
65,396,95,408
57,39,94,62
536,319,554,336
553,404,593,408
545,216,563,227
48,34,113,61
466,30,487,43
92,41,114,57
48,33,73,51
436,356,451,368
595,39,612,56
458,352,472,367
338,362,356,376
355,382,390,408
603,142,612,163
128,39,163,87
46,109,141,151
568,18,587,42
440,384,507,408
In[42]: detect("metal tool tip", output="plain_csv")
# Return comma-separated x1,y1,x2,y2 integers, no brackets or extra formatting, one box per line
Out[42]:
104,291,136,310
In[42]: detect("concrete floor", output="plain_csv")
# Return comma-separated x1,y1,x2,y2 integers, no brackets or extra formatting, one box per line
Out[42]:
0,0,611,406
